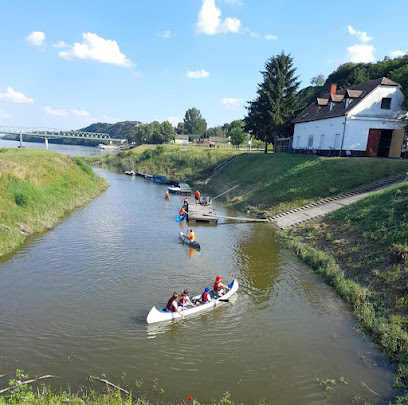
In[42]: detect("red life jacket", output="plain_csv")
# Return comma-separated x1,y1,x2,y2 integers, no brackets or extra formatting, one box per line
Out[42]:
166,297,177,312
201,291,210,302
195,191,200,198
179,294,188,304
214,281,221,291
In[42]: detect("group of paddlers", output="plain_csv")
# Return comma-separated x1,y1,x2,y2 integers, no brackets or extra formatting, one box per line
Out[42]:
165,276,230,318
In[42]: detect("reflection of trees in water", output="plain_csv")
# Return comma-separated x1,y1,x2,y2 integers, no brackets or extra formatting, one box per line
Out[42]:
232,225,282,305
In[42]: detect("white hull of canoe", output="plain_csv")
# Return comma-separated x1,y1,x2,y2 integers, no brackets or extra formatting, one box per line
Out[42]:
146,279,239,324
179,232,200,249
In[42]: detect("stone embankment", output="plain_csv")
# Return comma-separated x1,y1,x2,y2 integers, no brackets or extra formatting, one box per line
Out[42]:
269,173,406,229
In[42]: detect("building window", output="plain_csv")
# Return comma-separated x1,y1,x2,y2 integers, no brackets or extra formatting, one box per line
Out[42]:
381,98,391,109
308,135,314,148
320,134,325,149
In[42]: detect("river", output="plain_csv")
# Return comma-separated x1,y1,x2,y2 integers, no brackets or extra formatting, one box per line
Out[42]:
0,140,397,404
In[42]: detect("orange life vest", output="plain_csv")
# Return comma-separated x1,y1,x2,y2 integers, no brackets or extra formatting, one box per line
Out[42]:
189,231,195,241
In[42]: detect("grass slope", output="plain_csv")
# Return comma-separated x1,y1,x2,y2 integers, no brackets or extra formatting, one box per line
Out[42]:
205,154,408,216
283,182,408,403
86,145,239,181
0,148,107,258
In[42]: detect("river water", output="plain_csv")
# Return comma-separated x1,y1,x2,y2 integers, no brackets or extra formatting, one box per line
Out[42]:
0,140,397,404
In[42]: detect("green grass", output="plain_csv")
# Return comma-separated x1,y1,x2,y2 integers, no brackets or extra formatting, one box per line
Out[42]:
0,148,107,258
205,154,408,216
283,182,408,403
0,370,265,405
85,145,240,181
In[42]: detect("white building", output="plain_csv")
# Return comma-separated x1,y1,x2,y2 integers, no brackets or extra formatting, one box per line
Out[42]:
292,78,407,157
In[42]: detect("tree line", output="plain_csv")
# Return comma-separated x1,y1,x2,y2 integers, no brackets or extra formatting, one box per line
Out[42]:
79,52,408,149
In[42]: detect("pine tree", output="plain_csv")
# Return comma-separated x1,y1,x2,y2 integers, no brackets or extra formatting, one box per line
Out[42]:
246,51,300,153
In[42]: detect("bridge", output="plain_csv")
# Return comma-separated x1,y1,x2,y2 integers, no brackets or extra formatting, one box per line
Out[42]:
0,126,127,149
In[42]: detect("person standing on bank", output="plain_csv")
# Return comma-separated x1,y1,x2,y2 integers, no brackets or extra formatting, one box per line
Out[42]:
195,190,200,204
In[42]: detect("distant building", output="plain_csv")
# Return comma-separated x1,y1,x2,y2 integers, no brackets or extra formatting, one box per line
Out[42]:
292,77,407,157
174,135,189,146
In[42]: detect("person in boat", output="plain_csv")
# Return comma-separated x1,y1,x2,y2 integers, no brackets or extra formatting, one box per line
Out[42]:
213,276,229,296
179,289,195,308
165,190,169,200
179,206,186,216
188,228,195,242
200,287,213,303
166,292,184,318
195,190,200,204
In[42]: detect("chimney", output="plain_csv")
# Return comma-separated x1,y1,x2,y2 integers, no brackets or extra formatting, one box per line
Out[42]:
330,83,337,95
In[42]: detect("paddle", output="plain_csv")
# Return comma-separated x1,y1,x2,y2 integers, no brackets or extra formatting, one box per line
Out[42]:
218,299,229,302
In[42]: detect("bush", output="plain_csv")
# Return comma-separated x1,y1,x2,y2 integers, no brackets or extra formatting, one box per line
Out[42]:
14,191,29,206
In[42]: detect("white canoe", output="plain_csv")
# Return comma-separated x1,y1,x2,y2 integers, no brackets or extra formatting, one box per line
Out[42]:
146,279,239,324
179,231,200,249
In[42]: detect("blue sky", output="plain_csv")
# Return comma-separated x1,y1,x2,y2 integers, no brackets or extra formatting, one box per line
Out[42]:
0,0,407,130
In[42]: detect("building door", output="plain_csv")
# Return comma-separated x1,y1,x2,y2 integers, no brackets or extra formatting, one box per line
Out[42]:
378,129,393,157
389,130,405,158
366,129,381,157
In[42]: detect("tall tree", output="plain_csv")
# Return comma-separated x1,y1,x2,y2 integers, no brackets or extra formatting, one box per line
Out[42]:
310,74,325,86
176,122,186,134
183,107,207,137
245,51,300,153
229,120,246,149
159,121,176,143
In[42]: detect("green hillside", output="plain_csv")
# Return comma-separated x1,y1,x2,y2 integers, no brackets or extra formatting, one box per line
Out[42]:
0,148,107,258
205,154,408,216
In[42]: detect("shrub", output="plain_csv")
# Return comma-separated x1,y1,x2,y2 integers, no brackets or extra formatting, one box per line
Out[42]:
14,192,29,206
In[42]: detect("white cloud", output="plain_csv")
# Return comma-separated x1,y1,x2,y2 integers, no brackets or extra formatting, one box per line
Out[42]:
158,30,173,39
222,97,243,106
167,116,182,126
347,25,372,43
390,50,408,58
44,106,68,116
187,69,210,79
265,34,278,41
71,109,90,117
246,29,259,38
100,114,119,123
58,33,132,67
52,41,70,49
196,0,241,35
26,31,45,46
0,87,34,103
346,44,375,63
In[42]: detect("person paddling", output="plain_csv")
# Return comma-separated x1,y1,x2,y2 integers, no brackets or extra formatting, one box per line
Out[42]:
188,228,195,242
166,292,184,318
201,287,212,303
179,206,186,215
165,190,169,200
179,289,195,308
213,276,229,296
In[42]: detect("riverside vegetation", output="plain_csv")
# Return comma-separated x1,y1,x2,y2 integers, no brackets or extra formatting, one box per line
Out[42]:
282,182,408,404
0,148,107,258
85,144,240,181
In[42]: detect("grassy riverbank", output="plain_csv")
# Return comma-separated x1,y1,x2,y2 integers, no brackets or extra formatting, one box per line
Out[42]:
205,154,408,216
85,145,240,181
282,182,408,403
0,148,107,258
0,370,258,405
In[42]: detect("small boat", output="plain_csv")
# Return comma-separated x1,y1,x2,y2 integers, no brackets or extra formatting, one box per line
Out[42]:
179,231,200,249
125,170,135,176
168,186,181,193
143,174,153,180
176,213,186,223
153,175,172,184
146,279,239,324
